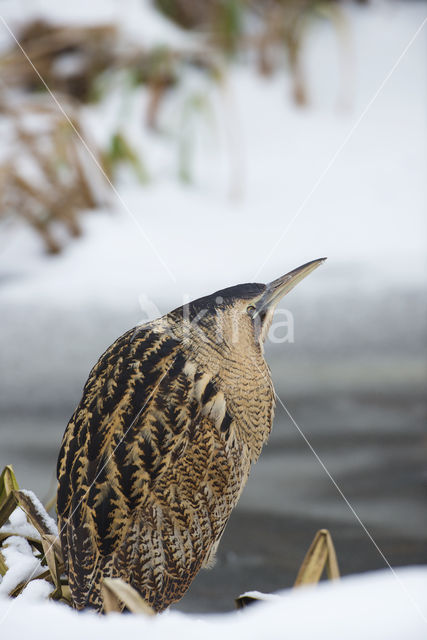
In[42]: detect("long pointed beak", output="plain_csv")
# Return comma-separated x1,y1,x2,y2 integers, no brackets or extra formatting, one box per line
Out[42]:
254,257,326,318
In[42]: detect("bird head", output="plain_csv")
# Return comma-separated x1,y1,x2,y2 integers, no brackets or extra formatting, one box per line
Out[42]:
170,258,326,350
244,257,327,344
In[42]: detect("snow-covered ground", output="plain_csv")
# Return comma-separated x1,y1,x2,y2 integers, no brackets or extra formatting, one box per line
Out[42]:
1,565,427,639
0,0,426,635
0,0,426,308
1,504,427,639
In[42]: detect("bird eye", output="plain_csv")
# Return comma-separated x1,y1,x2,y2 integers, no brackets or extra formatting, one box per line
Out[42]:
247,305,256,315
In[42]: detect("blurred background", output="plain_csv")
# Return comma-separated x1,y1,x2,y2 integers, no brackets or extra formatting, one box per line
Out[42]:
0,0,426,613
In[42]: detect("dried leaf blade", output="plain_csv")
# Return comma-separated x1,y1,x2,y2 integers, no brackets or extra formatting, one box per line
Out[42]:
101,578,155,616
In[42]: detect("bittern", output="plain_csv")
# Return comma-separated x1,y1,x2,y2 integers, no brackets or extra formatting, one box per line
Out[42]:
57,258,325,613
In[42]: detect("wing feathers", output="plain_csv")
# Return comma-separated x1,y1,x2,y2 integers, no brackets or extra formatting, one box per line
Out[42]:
57,322,243,612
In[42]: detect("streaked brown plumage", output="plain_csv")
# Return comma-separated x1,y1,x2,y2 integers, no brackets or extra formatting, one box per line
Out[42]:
56,258,325,612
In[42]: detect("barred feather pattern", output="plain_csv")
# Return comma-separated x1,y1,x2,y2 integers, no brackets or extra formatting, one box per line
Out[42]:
57,308,275,613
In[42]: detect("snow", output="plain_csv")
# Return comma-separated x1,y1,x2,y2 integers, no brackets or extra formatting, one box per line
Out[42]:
0,568,426,639
237,589,281,602
15,578,53,603
0,1,426,315
1,506,41,541
0,0,189,46
0,1,426,636
0,534,45,597
19,490,58,536
1,494,427,634
0,501,56,600
0,488,426,640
